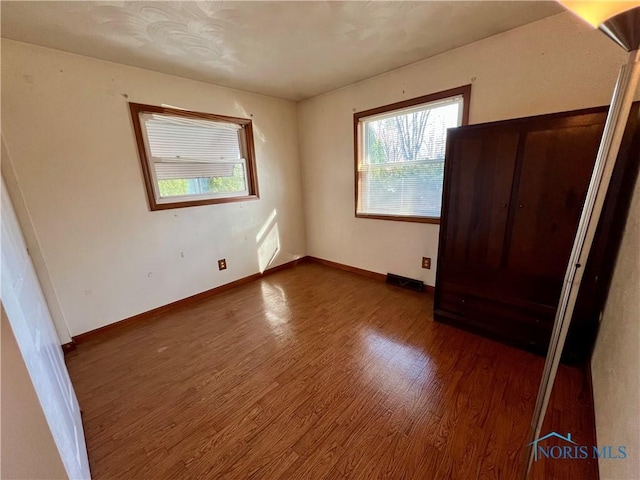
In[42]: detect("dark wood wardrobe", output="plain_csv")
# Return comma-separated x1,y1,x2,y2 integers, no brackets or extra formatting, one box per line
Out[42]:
434,103,640,363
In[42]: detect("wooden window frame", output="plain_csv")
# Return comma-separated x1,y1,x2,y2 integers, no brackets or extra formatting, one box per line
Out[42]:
129,102,259,211
353,85,471,224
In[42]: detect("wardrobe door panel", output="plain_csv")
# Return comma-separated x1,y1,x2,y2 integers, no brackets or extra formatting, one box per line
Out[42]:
443,128,519,269
507,122,604,279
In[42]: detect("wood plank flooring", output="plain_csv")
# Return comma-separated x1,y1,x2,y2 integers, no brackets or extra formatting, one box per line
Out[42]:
65,263,597,479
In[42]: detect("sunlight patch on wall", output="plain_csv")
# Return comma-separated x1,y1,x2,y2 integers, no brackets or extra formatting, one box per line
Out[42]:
257,209,280,273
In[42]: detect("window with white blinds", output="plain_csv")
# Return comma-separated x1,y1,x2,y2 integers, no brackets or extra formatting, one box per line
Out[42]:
355,87,469,222
130,104,258,210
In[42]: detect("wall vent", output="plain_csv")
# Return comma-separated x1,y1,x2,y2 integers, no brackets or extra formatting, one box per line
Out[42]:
386,273,424,292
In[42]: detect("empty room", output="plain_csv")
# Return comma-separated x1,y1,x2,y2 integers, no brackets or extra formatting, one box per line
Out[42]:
1,1,639,479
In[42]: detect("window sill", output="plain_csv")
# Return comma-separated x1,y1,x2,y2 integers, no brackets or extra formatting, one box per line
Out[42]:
149,194,259,211
355,213,440,224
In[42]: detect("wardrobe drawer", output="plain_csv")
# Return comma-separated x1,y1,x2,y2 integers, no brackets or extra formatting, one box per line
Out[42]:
438,290,554,329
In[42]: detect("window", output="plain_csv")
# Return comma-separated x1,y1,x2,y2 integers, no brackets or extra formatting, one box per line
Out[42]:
354,85,470,223
129,103,259,210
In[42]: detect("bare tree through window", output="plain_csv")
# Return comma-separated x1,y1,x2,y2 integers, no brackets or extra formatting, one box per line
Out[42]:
358,97,464,218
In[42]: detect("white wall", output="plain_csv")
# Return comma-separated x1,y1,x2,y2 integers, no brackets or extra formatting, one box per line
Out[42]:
1,305,68,480
2,137,72,343
1,39,306,337
298,12,635,285
591,174,640,480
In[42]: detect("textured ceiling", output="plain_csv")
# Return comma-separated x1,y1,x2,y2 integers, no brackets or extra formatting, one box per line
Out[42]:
1,1,562,100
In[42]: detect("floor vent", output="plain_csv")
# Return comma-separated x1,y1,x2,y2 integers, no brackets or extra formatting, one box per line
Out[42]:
386,273,424,292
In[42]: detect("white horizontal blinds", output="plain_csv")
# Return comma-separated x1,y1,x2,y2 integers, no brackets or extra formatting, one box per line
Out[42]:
358,96,463,217
143,113,243,163
140,112,249,199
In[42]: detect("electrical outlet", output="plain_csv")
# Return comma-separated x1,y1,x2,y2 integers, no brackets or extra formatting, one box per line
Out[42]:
218,259,227,271
422,257,431,269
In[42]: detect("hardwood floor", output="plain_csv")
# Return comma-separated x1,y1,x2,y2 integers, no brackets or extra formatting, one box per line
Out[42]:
65,263,597,479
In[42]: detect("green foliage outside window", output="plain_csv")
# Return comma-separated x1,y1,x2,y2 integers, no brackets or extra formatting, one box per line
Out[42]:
157,164,246,198
158,179,189,197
